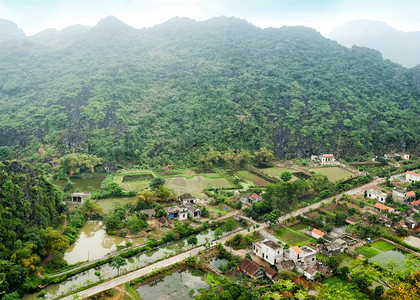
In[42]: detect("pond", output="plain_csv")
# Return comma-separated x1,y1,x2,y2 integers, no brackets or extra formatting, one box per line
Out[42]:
64,221,145,264
23,226,227,299
208,258,228,270
402,236,420,248
52,176,106,192
369,250,408,271
136,268,209,300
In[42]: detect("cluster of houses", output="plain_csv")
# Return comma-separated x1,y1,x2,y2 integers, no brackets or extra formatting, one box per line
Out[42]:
310,153,335,164
384,153,410,160
238,226,361,282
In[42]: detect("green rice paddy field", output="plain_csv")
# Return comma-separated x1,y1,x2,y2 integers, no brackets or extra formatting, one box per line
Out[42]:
257,166,298,181
309,167,354,182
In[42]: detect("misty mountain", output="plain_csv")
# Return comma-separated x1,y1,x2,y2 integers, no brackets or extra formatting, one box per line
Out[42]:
0,18,25,41
330,19,420,68
0,16,419,166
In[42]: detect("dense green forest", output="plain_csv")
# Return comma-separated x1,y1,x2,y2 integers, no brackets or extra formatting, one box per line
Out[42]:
0,161,67,297
0,16,419,167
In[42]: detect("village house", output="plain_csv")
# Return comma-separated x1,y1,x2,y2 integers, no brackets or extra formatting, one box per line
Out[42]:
319,238,348,257
311,228,325,240
186,204,201,218
404,217,417,229
240,193,262,205
253,239,283,265
392,188,409,203
410,199,420,208
287,246,317,266
406,171,420,183
304,267,318,281
178,193,197,205
237,258,276,281
373,202,394,214
139,209,156,217
407,191,416,201
71,192,91,204
364,187,388,203
164,206,189,221
311,153,335,163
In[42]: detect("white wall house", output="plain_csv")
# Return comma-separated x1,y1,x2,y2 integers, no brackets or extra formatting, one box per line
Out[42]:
253,240,283,265
365,187,388,203
406,171,420,183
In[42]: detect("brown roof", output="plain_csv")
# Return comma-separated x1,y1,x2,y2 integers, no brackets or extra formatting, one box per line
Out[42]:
238,258,263,276
264,266,277,277
305,267,317,275
312,228,325,237
250,193,260,199
290,246,303,254
407,191,416,197
323,154,334,157
179,193,194,200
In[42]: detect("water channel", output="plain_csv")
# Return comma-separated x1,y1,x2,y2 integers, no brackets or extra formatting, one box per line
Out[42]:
23,223,226,299
136,268,209,299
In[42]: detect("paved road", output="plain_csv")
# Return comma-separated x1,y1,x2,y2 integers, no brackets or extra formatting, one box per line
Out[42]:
61,223,266,299
277,177,385,224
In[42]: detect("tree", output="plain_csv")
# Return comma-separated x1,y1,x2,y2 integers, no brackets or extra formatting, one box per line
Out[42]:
110,255,127,275
137,190,157,205
58,153,101,175
374,285,384,296
352,273,372,290
367,214,379,225
150,177,165,190
81,199,103,219
201,206,210,218
263,209,282,226
280,171,293,182
253,148,275,164
187,236,198,246
214,228,223,239
396,226,409,236
94,270,102,282
126,216,147,234
45,227,70,254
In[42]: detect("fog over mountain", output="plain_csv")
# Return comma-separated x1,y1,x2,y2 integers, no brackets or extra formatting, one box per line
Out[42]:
330,20,420,68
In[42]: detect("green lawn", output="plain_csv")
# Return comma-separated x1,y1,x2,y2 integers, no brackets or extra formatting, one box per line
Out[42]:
289,222,309,231
274,227,314,245
165,174,233,198
355,246,380,258
257,166,298,181
370,240,396,252
236,170,270,186
309,167,354,182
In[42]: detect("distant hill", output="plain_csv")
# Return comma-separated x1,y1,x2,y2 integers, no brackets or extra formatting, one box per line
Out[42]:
0,16,419,166
0,18,25,41
330,20,420,68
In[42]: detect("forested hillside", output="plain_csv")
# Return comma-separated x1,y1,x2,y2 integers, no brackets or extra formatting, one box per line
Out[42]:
0,16,419,167
0,161,66,296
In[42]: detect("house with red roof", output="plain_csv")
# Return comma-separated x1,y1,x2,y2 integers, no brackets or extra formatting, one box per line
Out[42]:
240,193,262,205
407,191,416,200
311,228,325,239
406,171,420,183
410,199,420,207
373,202,394,213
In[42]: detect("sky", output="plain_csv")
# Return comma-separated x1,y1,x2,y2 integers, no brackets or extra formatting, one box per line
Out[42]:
1,0,420,37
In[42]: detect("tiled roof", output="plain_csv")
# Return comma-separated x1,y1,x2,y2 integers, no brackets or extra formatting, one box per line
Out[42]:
179,193,194,199
411,200,420,206
305,267,317,275
290,246,303,254
373,202,392,211
323,154,334,157
407,191,416,197
407,171,420,177
312,228,325,237
345,219,355,225
250,193,260,199
238,258,262,276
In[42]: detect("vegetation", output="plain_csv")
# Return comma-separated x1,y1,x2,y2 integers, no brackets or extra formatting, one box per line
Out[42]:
0,17,419,167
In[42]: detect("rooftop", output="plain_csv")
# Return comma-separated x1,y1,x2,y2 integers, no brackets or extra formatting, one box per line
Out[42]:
179,193,195,200
373,202,392,211
407,171,420,177
263,240,282,249
290,246,303,254
407,191,416,197
238,258,262,276
250,193,260,199
411,200,420,206
312,228,325,237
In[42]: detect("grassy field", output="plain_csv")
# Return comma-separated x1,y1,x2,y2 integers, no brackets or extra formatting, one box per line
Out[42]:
97,197,137,213
355,246,380,258
258,166,298,181
322,277,370,299
289,222,309,231
114,169,155,191
309,166,354,182
370,240,396,251
274,227,315,245
165,173,233,198
236,170,270,186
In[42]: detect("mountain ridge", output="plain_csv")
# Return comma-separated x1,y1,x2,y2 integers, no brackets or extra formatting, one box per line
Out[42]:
0,16,419,166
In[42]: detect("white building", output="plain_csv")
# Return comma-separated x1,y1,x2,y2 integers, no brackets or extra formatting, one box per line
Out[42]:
253,239,283,265
406,171,420,183
165,206,189,221
365,187,388,203
392,188,409,203
71,192,91,204
311,228,325,240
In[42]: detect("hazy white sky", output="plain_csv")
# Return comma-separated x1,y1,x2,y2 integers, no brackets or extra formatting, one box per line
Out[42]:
1,0,420,36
